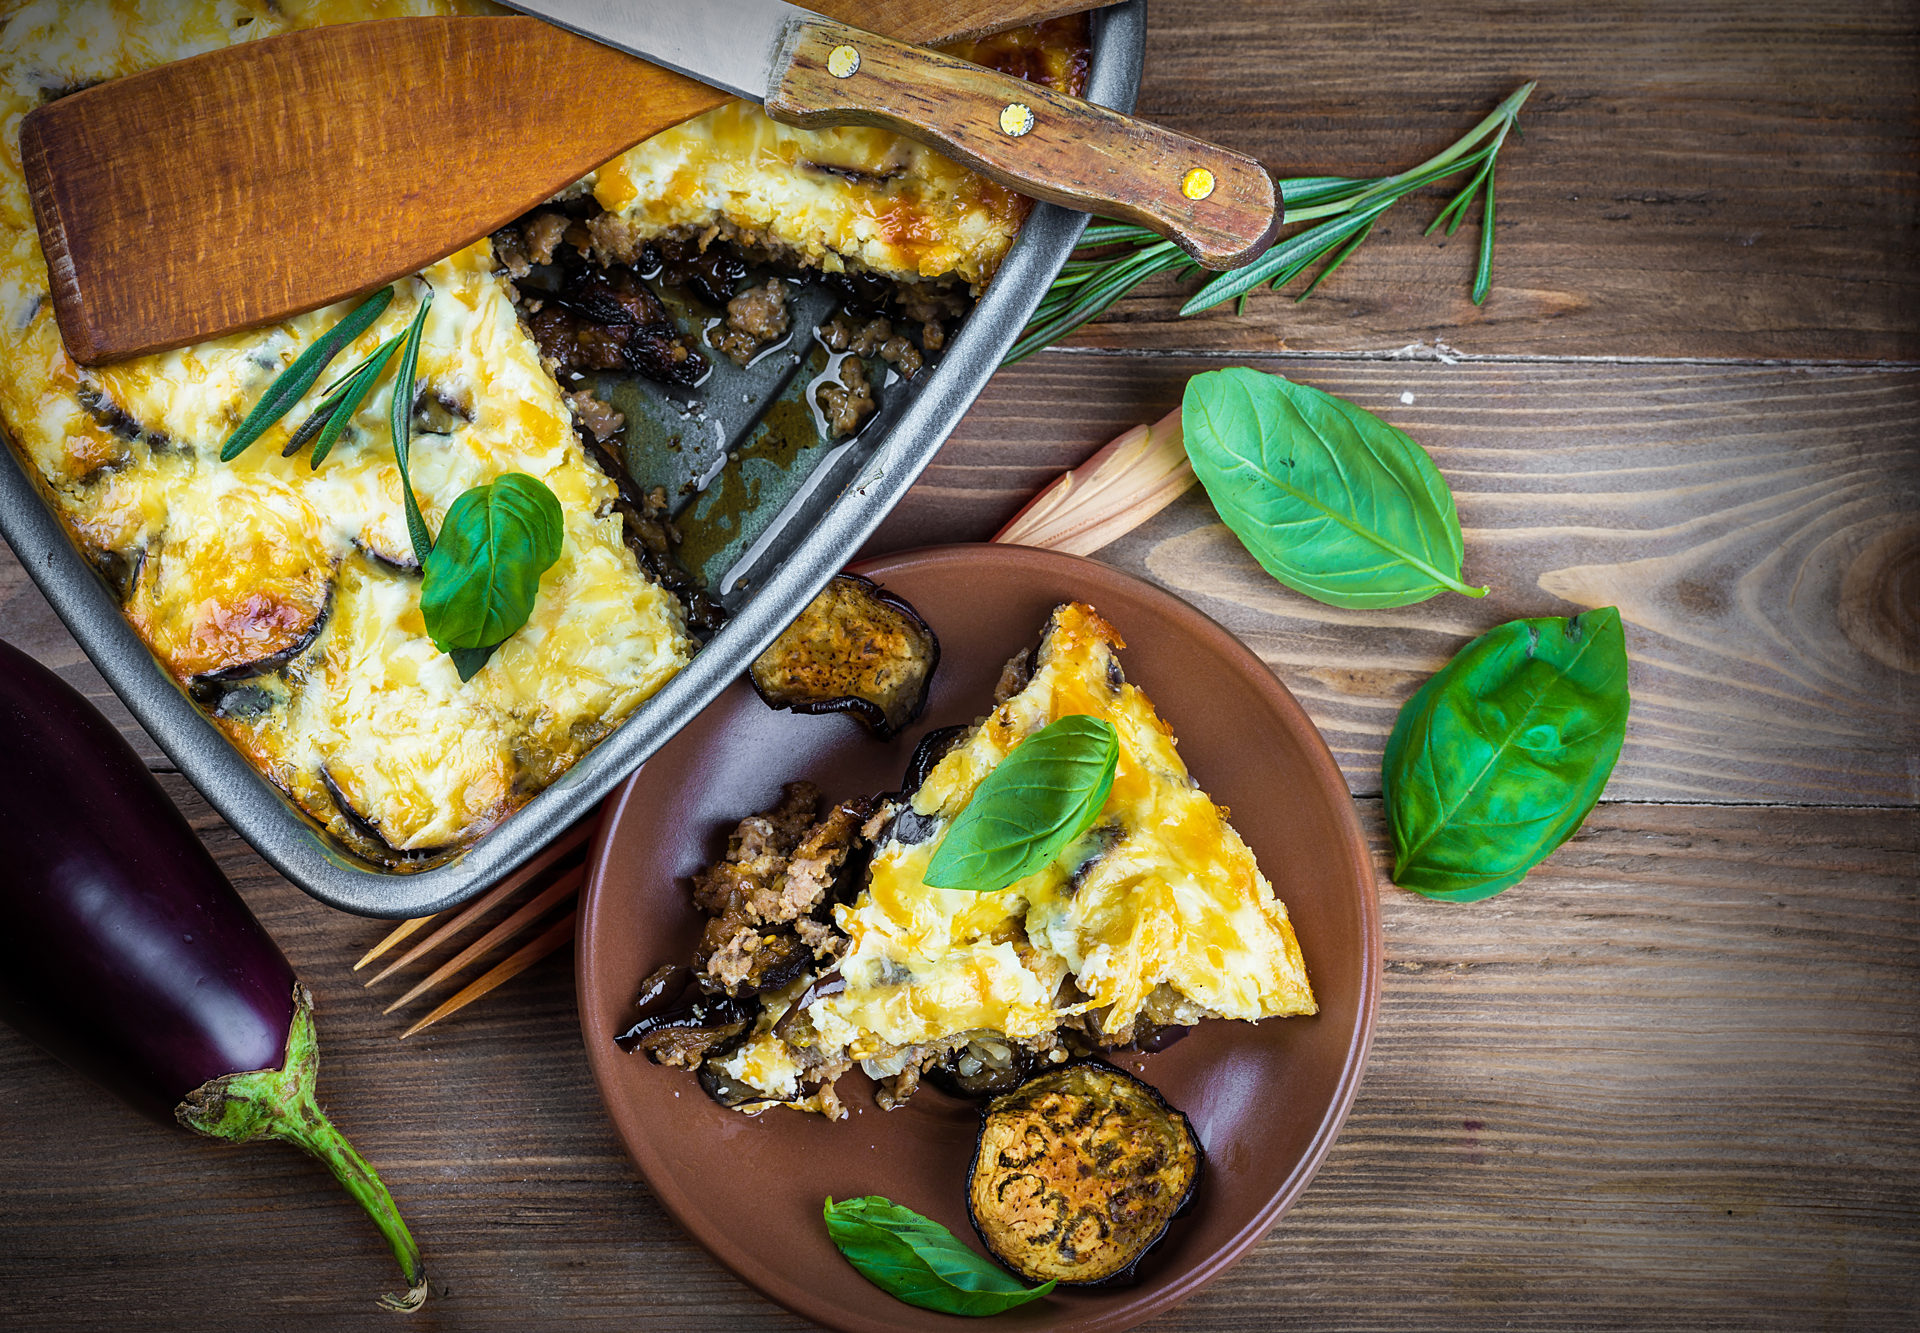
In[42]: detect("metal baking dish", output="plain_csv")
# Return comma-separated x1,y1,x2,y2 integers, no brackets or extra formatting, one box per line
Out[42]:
0,3,1145,918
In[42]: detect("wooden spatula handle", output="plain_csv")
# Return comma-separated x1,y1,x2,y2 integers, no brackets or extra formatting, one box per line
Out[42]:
24,3,1122,366
765,17,1279,270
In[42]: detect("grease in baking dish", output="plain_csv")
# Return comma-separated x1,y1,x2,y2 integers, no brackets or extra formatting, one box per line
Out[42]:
0,0,1085,865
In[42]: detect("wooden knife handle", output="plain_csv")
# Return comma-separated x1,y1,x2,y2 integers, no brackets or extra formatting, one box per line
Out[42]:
765,17,1279,270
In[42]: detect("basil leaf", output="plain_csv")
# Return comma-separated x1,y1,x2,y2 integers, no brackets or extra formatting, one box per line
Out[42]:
218,287,393,461
923,714,1118,893
1181,367,1488,608
389,284,436,566
419,472,564,680
1383,607,1630,901
446,645,499,681
823,1196,1054,1317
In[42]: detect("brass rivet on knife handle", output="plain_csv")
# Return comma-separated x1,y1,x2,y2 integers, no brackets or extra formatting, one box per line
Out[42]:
766,17,1279,271
827,44,861,77
24,3,1124,366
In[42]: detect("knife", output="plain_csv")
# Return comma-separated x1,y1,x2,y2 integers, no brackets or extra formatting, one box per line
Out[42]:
500,0,1277,273
24,2,1274,365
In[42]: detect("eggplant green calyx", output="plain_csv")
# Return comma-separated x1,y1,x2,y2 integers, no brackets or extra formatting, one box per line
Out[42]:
176,982,427,1313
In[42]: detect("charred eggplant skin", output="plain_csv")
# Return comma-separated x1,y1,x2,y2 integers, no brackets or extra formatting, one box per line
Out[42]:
749,572,939,738
901,723,969,795
967,1061,1203,1286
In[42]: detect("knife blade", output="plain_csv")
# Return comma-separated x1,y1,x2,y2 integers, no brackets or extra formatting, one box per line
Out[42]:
500,0,1278,272
502,0,805,100
24,3,1126,365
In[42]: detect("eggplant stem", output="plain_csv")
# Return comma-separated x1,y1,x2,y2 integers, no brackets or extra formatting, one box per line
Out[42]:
174,982,427,1312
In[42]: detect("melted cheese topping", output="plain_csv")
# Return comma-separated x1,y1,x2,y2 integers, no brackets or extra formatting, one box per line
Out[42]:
0,0,692,858
810,603,1316,1063
0,2,1085,862
587,21,1089,288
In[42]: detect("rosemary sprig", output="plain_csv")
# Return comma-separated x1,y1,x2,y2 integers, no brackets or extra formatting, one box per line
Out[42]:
1004,82,1535,365
389,285,436,566
217,279,437,551
218,287,394,460
283,333,404,469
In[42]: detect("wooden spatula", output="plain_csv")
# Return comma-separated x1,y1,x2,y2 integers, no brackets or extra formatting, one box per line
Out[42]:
22,2,1145,365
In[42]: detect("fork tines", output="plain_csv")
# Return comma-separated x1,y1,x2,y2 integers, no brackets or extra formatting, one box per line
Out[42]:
354,816,594,1038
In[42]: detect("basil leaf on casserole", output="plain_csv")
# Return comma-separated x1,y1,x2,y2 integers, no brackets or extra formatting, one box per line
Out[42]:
420,473,566,682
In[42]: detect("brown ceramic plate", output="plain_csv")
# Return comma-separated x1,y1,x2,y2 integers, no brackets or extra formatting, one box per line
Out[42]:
577,544,1380,1332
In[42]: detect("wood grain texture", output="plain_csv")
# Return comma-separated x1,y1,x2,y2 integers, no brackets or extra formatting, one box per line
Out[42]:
25,18,722,363
874,355,1920,806
0,782,1910,1329
1057,0,1920,361
27,0,1120,363
768,18,1278,268
15,354,1914,801
2,0,1917,1327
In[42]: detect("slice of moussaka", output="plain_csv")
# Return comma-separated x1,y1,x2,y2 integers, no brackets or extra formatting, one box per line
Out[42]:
0,2,1086,866
632,602,1316,1117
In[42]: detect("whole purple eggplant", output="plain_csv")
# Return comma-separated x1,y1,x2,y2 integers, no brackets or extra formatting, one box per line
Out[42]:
0,636,425,1310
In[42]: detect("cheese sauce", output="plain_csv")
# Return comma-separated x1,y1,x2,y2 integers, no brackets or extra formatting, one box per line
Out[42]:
812,603,1316,1061
0,0,1079,862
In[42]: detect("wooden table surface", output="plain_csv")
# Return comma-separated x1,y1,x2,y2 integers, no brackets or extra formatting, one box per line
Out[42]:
2,1,1916,1328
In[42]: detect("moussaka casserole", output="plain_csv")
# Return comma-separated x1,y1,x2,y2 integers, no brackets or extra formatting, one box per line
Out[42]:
622,602,1317,1118
0,0,1086,866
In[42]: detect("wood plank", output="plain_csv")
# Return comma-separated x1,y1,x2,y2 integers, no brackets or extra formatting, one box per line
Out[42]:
0,780,1910,1328
10,354,1917,802
872,354,1920,805
1046,0,1920,361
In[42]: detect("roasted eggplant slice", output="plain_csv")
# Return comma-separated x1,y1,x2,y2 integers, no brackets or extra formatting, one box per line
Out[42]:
749,573,938,738
317,767,452,867
901,723,969,794
923,1034,1044,1099
967,1062,1202,1285
697,1062,790,1113
125,492,335,682
616,988,755,1067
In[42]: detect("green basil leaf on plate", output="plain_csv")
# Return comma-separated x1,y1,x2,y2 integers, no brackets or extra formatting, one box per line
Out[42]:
1181,367,1488,608
923,714,1119,894
1383,606,1630,902
420,471,565,681
823,1196,1054,1317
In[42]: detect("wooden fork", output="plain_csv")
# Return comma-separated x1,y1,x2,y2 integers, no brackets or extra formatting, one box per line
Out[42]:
355,410,1193,1036
355,815,595,1038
